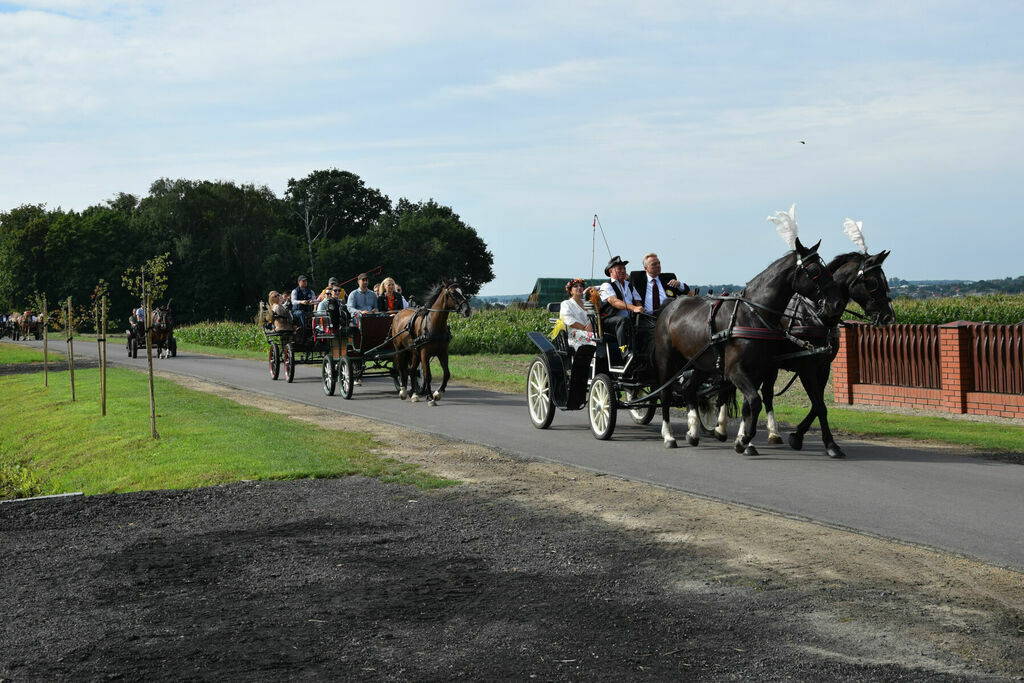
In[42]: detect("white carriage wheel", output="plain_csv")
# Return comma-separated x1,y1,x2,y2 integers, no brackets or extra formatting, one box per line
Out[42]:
527,357,555,429
588,373,617,440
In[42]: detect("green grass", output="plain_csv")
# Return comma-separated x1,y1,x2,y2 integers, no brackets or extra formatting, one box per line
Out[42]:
0,367,456,499
0,341,64,364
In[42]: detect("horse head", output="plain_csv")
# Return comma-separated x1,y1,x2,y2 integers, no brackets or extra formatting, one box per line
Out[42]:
791,238,844,320
850,250,895,325
439,279,471,318
152,307,173,331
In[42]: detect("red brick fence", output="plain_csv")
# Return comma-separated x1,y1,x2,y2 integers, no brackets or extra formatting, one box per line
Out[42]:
833,322,1024,419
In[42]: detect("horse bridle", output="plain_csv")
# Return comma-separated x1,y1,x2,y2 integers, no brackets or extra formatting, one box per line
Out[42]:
843,257,892,323
428,283,470,315
793,251,840,315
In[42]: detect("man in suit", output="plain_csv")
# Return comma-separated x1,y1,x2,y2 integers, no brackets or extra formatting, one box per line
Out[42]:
629,252,687,315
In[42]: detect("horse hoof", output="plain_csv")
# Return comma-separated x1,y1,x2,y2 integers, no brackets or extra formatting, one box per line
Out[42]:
428,399,436,406
432,391,441,401
827,444,846,459
788,433,804,451
687,435,700,447
734,442,745,454
399,390,407,400
767,435,783,445
743,445,760,456
411,395,419,403
714,430,728,442
664,440,678,449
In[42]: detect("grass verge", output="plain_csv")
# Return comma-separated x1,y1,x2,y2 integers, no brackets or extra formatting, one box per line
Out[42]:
0,341,64,364
0,367,455,499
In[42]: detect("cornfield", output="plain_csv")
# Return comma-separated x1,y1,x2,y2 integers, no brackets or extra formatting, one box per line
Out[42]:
847,295,1024,325
174,321,267,352
175,295,1024,356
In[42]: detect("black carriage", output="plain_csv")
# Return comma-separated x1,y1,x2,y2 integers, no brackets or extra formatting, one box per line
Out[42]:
526,301,723,440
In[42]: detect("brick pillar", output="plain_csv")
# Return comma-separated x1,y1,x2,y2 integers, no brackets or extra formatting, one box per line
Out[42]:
832,323,861,404
939,321,973,414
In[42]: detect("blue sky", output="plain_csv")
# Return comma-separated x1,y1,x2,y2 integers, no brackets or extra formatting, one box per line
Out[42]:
2,1,1022,294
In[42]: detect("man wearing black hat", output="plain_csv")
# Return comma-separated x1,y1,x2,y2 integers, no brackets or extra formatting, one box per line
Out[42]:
291,275,317,331
599,255,643,361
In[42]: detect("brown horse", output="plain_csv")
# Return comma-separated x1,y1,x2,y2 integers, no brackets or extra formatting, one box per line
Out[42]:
390,279,471,405
150,304,176,358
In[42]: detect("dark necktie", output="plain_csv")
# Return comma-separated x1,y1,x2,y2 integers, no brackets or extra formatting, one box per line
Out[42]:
651,279,660,310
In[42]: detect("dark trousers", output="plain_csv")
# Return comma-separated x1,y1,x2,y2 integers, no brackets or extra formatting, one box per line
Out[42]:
602,315,633,351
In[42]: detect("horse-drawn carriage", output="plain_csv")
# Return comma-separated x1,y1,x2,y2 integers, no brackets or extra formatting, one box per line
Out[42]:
126,305,177,359
527,209,895,457
264,300,402,396
526,297,726,441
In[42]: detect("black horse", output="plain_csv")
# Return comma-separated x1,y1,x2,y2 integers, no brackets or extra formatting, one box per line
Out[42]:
653,239,845,454
761,250,894,458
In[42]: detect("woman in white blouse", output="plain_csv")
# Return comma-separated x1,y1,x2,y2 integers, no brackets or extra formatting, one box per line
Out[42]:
559,278,597,350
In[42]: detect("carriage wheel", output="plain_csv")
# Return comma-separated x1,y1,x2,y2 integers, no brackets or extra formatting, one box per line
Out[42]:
130,337,138,359
268,345,280,380
410,365,423,396
338,357,354,399
624,386,656,425
169,337,177,358
697,396,720,432
284,343,296,383
526,356,555,429
390,366,401,392
321,356,337,396
588,373,617,440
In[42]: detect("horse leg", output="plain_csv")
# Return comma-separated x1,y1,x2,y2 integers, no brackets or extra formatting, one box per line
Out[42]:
731,375,762,456
423,351,437,405
763,369,783,444
714,384,734,442
656,352,684,449
798,364,844,458
396,351,408,399
433,350,451,402
409,353,421,402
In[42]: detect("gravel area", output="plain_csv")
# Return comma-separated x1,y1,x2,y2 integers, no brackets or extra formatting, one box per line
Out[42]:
1,376,1022,681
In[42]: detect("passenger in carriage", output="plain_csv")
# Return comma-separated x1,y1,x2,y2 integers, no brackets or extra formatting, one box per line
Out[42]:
267,291,294,331
290,275,317,330
560,278,597,350
315,282,345,314
377,277,405,314
317,277,345,304
346,273,378,326
629,252,687,315
599,255,643,361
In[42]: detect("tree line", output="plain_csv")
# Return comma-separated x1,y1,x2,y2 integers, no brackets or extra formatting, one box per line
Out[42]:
0,169,494,324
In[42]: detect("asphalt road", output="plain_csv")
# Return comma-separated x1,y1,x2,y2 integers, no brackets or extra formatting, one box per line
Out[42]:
25,341,1024,571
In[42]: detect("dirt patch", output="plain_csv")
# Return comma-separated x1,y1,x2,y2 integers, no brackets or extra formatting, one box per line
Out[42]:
1,374,1021,680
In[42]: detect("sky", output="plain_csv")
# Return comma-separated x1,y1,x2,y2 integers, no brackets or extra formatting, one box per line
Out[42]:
1,1,1022,295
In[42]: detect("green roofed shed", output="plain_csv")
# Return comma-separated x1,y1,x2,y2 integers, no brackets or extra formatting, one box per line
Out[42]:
527,278,606,309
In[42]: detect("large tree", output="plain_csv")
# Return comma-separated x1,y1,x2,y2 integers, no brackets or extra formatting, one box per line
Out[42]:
363,199,494,300
284,169,392,284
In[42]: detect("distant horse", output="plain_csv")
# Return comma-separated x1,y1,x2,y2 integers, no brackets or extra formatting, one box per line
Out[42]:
19,311,42,340
760,250,894,458
653,239,845,454
391,279,471,405
150,304,176,359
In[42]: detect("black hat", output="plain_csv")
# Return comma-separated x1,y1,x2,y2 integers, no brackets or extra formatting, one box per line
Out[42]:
298,275,308,282
328,277,339,285
604,255,628,276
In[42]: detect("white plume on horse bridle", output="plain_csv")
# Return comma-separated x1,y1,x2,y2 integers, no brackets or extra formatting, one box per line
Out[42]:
842,218,868,253
767,203,798,250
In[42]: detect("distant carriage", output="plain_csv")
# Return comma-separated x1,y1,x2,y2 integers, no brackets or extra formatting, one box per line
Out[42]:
126,304,177,359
